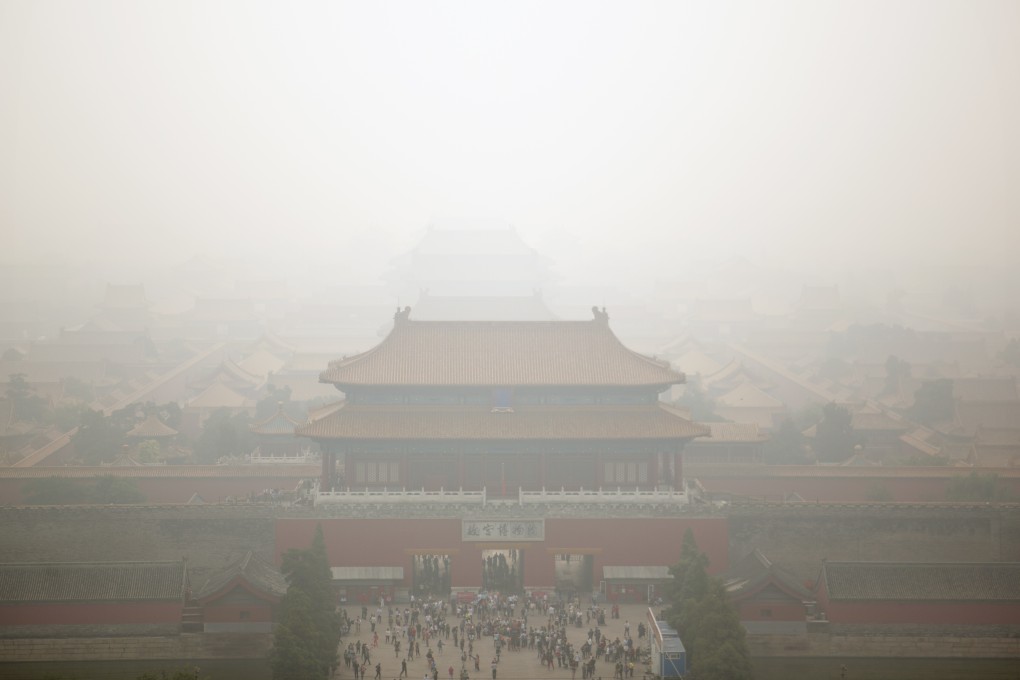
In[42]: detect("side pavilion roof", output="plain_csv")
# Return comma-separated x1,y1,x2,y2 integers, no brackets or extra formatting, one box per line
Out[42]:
319,308,684,388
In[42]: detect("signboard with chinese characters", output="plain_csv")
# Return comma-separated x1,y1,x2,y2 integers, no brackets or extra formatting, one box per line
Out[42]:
462,519,545,542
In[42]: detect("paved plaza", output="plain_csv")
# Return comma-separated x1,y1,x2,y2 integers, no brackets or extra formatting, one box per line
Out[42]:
333,601,658,680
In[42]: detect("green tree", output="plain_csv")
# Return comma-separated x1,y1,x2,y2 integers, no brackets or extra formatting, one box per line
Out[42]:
136,439,162,463
90,475,146,503
271,525,339,680
908,379,954,426
946,472,1013,502
664,529,710,638
272,588,329,680
864,482,893,502
256,384,294,421
1000,338,1020,369
22,477,90,504
6,373,48,422
62,376,95,403
881,355,910,396
814,402,857,463
52,401,88,430
674,376,720,422
763,419,807,465
687,580,754,680
71,409,128,465
664,530,753,680
194,409,256,462
138,401,183,431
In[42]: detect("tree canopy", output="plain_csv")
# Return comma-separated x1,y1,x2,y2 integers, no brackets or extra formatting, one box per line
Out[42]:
271,524,340,680
664,529,753,680
814,402,857,463
6,373,49,422
71,408,129,465
946,472,1014,502
22,475,146,505
908,379,954,426
193,408,257,463
763,419,808,465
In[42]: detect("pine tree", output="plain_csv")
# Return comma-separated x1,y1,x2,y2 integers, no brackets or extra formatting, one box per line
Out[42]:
664,529,753,680
664,529,709,637
272,525,340,680
687,581,753,680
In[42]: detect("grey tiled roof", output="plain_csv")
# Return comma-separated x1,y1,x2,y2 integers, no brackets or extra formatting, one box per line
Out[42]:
0,561,186,602
822,562,1020,601
250,406,302,436
196,551,286,600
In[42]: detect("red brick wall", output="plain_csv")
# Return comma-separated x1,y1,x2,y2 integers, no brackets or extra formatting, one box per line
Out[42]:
691,466,1020,503
275,516,728,590
0,474,309,505
203,602,274,624
0,601,182,625
823,600,1020,625
736,599,806,622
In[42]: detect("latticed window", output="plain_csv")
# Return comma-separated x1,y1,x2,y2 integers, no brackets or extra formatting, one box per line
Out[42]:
603,461,648,484
355,461,400,484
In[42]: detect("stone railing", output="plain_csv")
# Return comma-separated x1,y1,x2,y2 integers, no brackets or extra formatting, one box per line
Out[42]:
249,447,319,464
314,485,689,507
518,486,688,505
315,486,487,506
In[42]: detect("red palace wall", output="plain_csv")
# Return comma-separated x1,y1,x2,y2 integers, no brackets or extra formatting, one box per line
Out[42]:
735,599,806,622
821,600,1020,625
0,601,182,626
693,469,1020,503
0,472,312,505
203,602,274,624
275,516,728,590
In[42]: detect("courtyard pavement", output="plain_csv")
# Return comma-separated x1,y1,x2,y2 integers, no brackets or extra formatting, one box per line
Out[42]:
333,601,658,680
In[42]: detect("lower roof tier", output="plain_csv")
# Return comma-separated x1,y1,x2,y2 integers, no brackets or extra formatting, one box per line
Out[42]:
297,401,709,441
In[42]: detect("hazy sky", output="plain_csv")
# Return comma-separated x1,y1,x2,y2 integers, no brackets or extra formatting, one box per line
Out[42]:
2,1,1018,283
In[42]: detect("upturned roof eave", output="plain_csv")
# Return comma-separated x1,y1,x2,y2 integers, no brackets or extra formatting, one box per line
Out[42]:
318,378,684,390
300,432,705,442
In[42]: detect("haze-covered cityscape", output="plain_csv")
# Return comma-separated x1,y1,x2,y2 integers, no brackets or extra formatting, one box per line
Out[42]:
1,2,1018,679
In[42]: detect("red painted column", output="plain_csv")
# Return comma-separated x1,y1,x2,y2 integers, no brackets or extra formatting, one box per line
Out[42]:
674,450,684,490
321,451,332,490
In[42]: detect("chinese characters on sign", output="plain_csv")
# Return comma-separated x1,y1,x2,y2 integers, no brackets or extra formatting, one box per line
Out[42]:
462,519,545,542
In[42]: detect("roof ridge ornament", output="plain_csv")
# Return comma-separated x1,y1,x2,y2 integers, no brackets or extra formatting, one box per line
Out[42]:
592,306,609,325
394,306,412,323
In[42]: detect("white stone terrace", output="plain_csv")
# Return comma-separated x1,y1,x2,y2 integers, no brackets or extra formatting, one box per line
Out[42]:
314,485,690,507
248,447,319,464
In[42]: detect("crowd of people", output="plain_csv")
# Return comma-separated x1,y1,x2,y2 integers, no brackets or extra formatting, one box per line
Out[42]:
337,592,647,680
